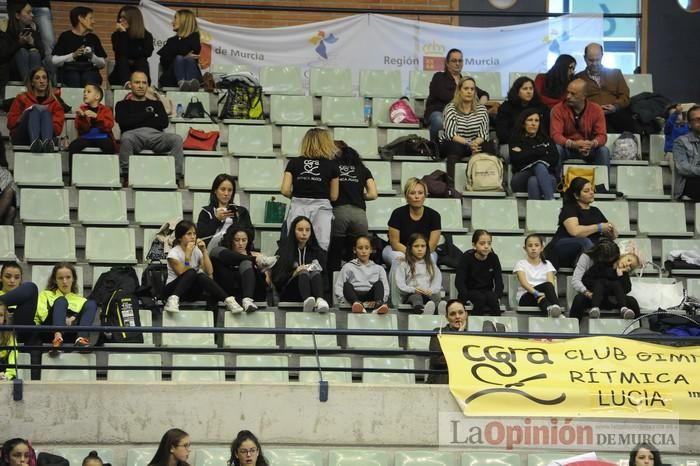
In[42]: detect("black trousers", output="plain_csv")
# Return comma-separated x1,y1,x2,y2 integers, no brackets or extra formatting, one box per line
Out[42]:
163,268,228,302
343,281,384,304
462,289,501,316
279,271,324,301
518,281,558,313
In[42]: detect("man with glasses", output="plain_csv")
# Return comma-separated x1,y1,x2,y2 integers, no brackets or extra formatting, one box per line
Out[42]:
672,105,700,200
576,42,636,133
550,78,609,175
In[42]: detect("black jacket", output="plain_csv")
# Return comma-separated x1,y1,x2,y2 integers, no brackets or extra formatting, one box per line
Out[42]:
195,204,254,245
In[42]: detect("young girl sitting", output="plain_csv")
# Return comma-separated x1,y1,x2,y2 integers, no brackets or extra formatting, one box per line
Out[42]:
164,220,243,314
394,233,445,314
454,229,503,316
582,245,640,320
334,235,389,314
82,451,104,466
271,216,330,313
514,234,562,317
0,305,18,380
68,83,116,156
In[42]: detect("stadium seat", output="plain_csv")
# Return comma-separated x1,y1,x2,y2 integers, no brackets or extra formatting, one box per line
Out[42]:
78,190,128,225
527,453,580,466
588,318,639,335
107,353,162,381
605,133,644,163
371,97,419,128
491,235,529,272
332,127,379,158
193,448,229,466
409,70,436,99
451,234,472,253
360,69,403,98
615,166,667,200
407,314,444,351
41,352,96,381
637,202,691,237
508,72,537,87
162,310,216,347
126,448,157,466
624,73,653,96
139,309,154,346
58,87,83,113
386,128,430,146
525,200,560,234
400,161,446,188
363,161,395,195
328,450,389,466
112,89,130,106
72,153,120,188
310,67,354,97
52,449,115,466
285,312,338,349
227,125,275,157
467,71,503,100
31,265,84,292
0,226,15,261
85,227,137,264
321,96,366,126
362,357,415,384
4,84,25,99
171,354,226,382
298,356,352,384
346,313,399,349
174,122,222,155
470,199,523,234
128,155,177,189
424,198,464,232
223,311,278,348
210,63,250,74
528,317,580,334
13,152,63,187
167,91,212,122
649,133,668,166
266,449,324,466
281,125,314,157
395,451,454,466
19,188,70,224
615,237,654,274
134,191,183,226
270,95,315,125
662,239,700,275
596,201,634,236
365,197,404,231
184,157,230,190
506,274,540,312
260,65,304,95
468,315,519,332
463,452,521,466
24,226,76,262
236,354,289,382
259,230,280,256
238,158,285,192
248,194,290,228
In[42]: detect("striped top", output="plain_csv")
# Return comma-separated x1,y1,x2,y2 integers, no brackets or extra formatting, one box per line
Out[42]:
440,102,489,143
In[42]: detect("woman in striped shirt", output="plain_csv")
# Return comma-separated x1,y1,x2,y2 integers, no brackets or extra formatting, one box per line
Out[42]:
439,76,492,180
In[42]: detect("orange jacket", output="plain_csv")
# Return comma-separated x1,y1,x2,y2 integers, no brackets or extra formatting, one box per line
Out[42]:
7,91,65,139
74,103,115,136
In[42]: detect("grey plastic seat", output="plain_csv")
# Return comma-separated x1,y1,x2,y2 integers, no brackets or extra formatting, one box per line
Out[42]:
72,153,120,188
227,125,275,157
362,357,415,385
506,273,540,312
596,200,634,236
346,313,399,349
321,96,366,126
406,314,444,351
491,235,529,272
224,311,277,348
281,125,315,157
400,161,446,188
649,133,668,166
463,451,521,466
184,157,230,190
525,199,560,234
588,318,639,335
616,166,666,200
396,451,454,466
409,70,436,99
363,161,394,195
298,356,352,384
162,310,215,347
126,448,157,466
359,69,402,98
167,91,212,122
528,316,580,334
238,158,285,192
624,73,653,96
85,227,137,264
333,127,379,158
172,354,226,381
310,67,353,97
107,353,161,381
328,449,388,466
78,190,128,225
467,71,503,100
285,312,338,348
259,231,279,256
210,63,250,74
424,198,463,232
0,226,16,260
248,194,290,228
134,191,183,226
236,354,289,382
365,196,404,231
527,453,580,466
371,97,419,128
468,315,519,332
19,188,70,224
260,65,303,94
41,352,96,381
13,152,63,187
637,202,691,237
470,199,523,234
193,448,229,466
128,155,177,189
24,226,76,262
270,95,314,125
266,449,324,466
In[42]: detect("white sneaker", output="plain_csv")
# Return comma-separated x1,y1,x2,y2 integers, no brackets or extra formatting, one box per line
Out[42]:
164,295,179,313
437,301,447,316
303,297,316,312
620,307,635,320
242,297,258,313
547,304,562,318
224,296,243,314
424,301,436,314
315,297,330,313
589,307,601,319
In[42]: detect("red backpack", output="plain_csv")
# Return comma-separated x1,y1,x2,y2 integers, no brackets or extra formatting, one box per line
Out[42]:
389,97,420,124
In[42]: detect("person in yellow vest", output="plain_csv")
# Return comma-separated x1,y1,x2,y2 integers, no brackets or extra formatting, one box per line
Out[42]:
0,262,39,344
36,262,97,350
0,305,18,380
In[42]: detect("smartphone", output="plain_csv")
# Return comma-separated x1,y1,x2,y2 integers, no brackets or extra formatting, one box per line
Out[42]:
227,204,237,213
22,26,33,35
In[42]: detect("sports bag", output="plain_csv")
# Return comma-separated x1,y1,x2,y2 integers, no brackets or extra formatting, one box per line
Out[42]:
612,131,639,160
380,134,438,160
389,97,420,124
141,262,169,301
421,170,460,198
146,220,179,262
89,266,144,343
218,76,264,120
559,166,595,192
183,127,219,151
465,153,503,191
436,234,463,269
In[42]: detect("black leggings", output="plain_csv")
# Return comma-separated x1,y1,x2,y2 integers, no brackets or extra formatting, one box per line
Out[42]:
464,290,501,316
68,137,116,156
569,294,640,321
343,281,384,304
280,271,324,301
518,282,558,313
588,279,627,309
0,282,39,343
163,269,228,302
211,249,266,300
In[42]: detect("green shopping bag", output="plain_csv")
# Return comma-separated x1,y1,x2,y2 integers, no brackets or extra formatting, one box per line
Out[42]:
264,196,287,223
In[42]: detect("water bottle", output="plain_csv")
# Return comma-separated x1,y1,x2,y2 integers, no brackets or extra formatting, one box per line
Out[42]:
364,97,372,125
176,103,184,118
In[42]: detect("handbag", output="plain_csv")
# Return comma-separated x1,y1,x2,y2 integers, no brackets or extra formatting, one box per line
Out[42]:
436,234,463,269
183,128,219,151
264,196,287,224
629,278,685,312
183,97,207,119
559,166,595,192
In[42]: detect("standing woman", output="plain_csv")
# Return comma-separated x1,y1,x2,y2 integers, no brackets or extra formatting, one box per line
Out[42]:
509,107,559,200
438,76,492,181
148,428,191,466
158,9,201,91
280,128,339,251
196,174,253,252
496,76,549,147
535,54,577,108
109,6,154,86
7,2,44,82
7,66,64,153
228,430,269,466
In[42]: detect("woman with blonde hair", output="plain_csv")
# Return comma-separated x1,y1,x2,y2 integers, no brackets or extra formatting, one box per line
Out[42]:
280,128,339,251
109,5,154,86
157,9,201,91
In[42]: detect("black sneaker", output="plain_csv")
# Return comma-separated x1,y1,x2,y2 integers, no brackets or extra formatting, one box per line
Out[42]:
42,138,56,153
30,138,43,153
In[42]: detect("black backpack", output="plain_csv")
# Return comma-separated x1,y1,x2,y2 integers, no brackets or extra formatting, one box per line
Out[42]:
380,134,439,160
141,262,169,302
89,267,143,343
435,234,463,269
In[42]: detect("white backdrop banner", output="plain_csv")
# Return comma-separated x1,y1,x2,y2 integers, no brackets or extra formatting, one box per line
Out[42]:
140,0,603,96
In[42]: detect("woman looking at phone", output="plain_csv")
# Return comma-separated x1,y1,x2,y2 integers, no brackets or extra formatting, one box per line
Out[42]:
196,174,253,251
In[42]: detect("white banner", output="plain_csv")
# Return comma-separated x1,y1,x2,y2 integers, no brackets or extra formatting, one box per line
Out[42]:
141,0,603,96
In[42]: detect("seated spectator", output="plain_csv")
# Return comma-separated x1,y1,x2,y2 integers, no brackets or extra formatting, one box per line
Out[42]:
496,76,549,148
664,104,689,159
164,220,243,314
7,66,64,152
427,299,467,384
196,174,253,251
0,304,18,381
629,443,664,466
51,6,106,87
115,71,184,184
544,177,618,269
509,107,558,199
383,177,441,266
37,262,98,351
67,83,116,157
228,430,270,466
576,42,635,133
394,233,445,314
6,2,44,82
514,234,561,317
0,152,18,225
0,263,40,343
535,54,576,108
334,235,389,314
454,229,503,316
672,104,700,200
108,6,153,87
438,76,493,181
158,9,201,91
0,439,32,466
550,78,609,173
148,429,191,466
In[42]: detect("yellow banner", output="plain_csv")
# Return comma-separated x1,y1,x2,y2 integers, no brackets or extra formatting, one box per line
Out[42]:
439,334,700,420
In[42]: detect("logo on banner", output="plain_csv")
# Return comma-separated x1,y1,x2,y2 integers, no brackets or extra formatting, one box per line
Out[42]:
309,30,338,59
423,41,446,71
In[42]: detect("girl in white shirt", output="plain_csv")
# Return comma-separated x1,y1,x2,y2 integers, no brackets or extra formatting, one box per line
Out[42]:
513,234,562,317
